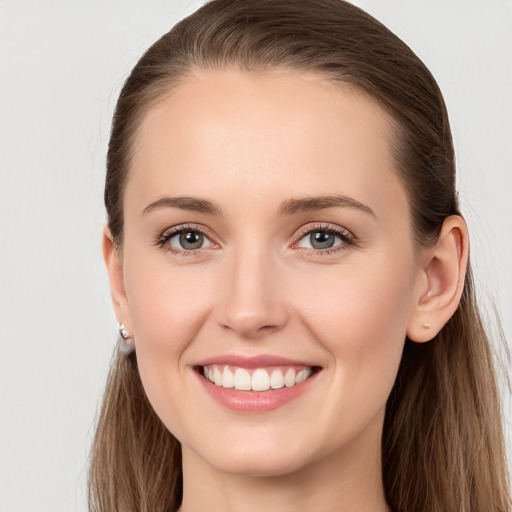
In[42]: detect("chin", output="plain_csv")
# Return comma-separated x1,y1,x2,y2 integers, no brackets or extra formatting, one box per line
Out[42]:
210,453,308,478
191,432,318,477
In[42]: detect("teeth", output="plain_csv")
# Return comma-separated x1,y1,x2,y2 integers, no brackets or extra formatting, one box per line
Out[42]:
213,366,223,386
234,368,252,390
222,366,235,388
296,368,312,383
284,368,296,387
270,369,284,389
202,365,313,391
252,369,270,391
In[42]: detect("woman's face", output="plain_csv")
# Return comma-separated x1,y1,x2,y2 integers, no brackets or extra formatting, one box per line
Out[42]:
114,69,425,476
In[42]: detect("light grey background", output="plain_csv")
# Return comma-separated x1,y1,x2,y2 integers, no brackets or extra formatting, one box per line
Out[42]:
0,1,510,510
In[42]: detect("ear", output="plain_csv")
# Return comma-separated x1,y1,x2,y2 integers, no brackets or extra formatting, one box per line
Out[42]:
407,215,469,343
102,226,133,334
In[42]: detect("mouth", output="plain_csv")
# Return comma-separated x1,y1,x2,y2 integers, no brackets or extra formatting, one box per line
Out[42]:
193,356,322,412
195,364,320,392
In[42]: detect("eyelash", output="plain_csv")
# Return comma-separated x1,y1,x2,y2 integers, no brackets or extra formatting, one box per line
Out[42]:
154,223,357,257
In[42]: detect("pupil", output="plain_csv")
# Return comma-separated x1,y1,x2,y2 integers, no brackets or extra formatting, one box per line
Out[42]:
180,231,203,250
311,231,334,249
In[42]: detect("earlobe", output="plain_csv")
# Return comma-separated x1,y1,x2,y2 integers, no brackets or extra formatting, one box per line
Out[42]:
102,226,133,333
407,215,469,343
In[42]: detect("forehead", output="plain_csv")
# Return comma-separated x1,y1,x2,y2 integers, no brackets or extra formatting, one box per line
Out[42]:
127,68,407,221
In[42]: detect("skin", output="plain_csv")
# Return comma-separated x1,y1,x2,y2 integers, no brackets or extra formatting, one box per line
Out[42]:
104,68,468,512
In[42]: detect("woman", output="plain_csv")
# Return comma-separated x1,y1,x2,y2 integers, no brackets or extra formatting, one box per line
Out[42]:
88,1,511,511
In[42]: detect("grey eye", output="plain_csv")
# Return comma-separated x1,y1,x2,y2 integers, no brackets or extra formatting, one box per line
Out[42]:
180,231,204,250
297,229,345,251
168,230,212,251
310,231,336,249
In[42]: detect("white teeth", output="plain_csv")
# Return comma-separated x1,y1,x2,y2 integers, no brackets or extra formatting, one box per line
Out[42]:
295,368,311,383
252,369,270,391
284,368,296,387
222,366,235,388
202,365,314,391
213,366,223,386
234,368,252,390
270,369,285,389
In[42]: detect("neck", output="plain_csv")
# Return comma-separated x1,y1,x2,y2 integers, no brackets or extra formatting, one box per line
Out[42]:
179,414,389,512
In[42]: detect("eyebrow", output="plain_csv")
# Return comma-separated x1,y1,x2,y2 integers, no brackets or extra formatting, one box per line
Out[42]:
277,195,376,217
142,196,222,216
141,194,375,218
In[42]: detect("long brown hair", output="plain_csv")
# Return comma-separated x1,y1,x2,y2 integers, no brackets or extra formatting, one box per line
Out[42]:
89,1,511,511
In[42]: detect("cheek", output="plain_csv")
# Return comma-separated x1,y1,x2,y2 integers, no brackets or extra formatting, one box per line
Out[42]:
299,255,414,325
124,255,214,349
121,254,217,418
294,258,415,403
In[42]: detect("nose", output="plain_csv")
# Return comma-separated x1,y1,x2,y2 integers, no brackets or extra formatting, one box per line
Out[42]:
215,244,289,339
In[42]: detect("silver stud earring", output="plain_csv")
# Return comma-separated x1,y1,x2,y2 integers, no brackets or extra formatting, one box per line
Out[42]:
422,323,431,329
118,323,135,354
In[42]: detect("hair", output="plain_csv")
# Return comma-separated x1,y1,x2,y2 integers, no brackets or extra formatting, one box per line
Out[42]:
89,1,511,511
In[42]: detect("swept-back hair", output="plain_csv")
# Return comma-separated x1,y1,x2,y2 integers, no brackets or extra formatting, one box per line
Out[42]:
89,1,511,511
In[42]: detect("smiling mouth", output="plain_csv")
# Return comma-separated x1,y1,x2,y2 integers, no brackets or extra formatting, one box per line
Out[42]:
196,364,321,392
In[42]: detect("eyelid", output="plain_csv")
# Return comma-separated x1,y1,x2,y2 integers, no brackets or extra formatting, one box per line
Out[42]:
158,223,214,240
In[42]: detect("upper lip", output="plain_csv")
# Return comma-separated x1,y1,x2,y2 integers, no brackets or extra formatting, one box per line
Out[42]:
196,354,320,368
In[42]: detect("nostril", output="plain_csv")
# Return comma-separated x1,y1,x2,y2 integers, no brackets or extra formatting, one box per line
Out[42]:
221,320,281,338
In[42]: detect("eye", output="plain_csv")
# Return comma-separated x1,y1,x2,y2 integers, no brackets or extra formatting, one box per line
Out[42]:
156,225,214,254
301,230,340,250
169,230,212,250
294,224,355,253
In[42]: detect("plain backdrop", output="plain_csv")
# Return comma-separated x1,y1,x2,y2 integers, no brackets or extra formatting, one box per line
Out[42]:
0,1,511,510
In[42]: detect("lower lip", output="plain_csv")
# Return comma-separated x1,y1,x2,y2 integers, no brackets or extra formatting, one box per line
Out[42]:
196,370,318,412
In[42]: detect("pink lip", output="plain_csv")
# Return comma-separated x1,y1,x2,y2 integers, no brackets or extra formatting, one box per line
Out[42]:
196,354,316,368
197,375,316,412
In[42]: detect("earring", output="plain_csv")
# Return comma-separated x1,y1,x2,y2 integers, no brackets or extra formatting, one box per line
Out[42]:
118,323,135,354
422,323,431,329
